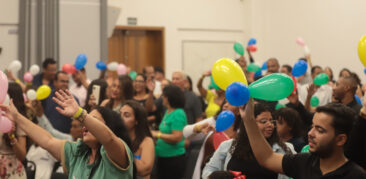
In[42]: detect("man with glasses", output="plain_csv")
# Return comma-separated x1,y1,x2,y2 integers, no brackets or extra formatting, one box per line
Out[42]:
33,58,57,89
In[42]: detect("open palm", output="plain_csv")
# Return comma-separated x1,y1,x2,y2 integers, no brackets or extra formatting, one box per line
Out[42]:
53,90,80,117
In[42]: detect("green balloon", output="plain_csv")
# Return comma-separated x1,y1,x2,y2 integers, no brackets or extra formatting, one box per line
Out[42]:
249,73,294,101
301,145,310,153
208,83,214,89
313,73,329,86
233,42,244,56
247,63,261,73
129,71,137,80
210,76,221,90
310,96,319,107
275,103,286,110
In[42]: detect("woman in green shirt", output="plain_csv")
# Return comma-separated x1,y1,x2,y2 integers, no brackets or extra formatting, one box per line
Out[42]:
0,90,134,179
151,85,188,179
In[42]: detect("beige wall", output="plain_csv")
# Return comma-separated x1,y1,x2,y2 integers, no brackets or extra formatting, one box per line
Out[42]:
109,0,252,87
251,0,366,81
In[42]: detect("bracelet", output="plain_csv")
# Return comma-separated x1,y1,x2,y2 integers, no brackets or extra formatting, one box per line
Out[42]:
157,132,161,139
76,110,87,123
15,79,21,84
9,133,16,140
72,107,83,119
196,124,201,132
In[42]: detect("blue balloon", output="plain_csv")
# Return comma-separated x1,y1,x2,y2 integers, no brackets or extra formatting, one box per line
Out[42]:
216,110,235,132
74,54,88,70
248,38,257,46
225,82,250,106
96,61,107,70
254,70,262,78
364,68,366,74
292,60,308,77
355,95,362,105
261,61,267,70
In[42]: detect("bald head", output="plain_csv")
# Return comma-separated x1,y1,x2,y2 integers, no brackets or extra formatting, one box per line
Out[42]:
342,77,358,94
333,76,358,102
267,58,280,73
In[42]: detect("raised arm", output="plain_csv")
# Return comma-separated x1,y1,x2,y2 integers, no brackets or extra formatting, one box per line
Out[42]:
0,101,64,161
197,71,211,98
53,90,129,168
240,99,284,174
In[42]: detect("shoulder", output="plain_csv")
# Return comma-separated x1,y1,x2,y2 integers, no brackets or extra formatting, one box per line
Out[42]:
347,162,366,178
217,139,233,151
140,137,154,148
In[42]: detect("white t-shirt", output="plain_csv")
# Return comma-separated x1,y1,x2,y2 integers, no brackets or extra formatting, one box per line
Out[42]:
26,145,57,179
298,83,333,106
70,80,90,107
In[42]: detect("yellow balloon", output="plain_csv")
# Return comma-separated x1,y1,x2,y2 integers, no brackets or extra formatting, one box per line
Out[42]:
359,35,366,67
212,58,248,90
36,85,51,100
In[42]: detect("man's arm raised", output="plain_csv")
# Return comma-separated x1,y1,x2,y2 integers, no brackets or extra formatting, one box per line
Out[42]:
240,99,284,174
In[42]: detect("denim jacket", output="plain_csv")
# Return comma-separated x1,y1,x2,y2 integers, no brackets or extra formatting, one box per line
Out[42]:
202,139,296,179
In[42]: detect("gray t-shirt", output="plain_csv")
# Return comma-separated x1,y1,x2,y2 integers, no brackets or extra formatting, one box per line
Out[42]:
184,91,202,124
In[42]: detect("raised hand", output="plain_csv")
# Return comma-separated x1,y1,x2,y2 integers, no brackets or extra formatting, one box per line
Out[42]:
88,94,97,107
147,79,156,92
0,99,20,122
52,90,80,117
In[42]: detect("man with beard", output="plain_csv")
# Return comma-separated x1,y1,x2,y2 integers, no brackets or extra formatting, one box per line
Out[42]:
241,101,366,178
333,76,362,113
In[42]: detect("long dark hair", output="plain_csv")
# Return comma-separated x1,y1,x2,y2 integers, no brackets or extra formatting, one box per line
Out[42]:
230,103,291,160
87,107,135,179
122,100,152,153
84,79,108,112
8,82,26,116
106,75,134,109
3,82,26,147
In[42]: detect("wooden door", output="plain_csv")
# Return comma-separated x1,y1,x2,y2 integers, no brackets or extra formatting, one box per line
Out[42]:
108,26,165,74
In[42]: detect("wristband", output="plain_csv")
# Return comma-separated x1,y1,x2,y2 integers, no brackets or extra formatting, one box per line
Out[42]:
196,124,201,132
9,133,16,140
15,79,21,84
72,107,83,119
157,132,161,139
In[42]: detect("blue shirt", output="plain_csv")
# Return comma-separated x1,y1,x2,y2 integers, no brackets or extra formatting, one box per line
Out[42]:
42,90,79,133
33,73,54,89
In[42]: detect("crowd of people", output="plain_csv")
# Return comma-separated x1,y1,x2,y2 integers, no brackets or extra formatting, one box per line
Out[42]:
0,51,365,179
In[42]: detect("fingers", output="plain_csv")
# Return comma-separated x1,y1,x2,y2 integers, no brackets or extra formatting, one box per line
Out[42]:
65,89,73,97
55,91,66,102
55,107,64,114
59,90,69,99
52,97,64,107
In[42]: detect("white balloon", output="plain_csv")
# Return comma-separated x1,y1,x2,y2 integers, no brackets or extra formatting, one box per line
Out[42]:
8,60,22,72
29,65,40,75
3,94,9,105
107,62,118,71
26,89,37,101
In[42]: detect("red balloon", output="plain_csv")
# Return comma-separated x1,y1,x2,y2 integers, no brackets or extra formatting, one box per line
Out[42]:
291,75,297,95
248,45,257,52
213,132,230,150
62,64,76,74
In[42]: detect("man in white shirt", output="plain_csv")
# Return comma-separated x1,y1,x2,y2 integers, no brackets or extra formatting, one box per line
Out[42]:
298,66,332,108
70,68,90,107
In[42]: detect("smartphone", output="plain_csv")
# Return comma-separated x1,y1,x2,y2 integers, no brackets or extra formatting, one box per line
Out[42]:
92,85,101,105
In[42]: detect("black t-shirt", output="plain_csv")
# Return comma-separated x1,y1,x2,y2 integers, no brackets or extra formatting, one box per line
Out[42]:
282,153,366,179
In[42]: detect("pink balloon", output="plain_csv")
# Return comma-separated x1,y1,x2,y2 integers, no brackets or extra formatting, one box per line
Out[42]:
296,37,306,46
117,64,127,75
0,116,13,133
0,71,9,104
62,64,76,74
23,72,34,83
213,132,230,150
248,45,257,52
